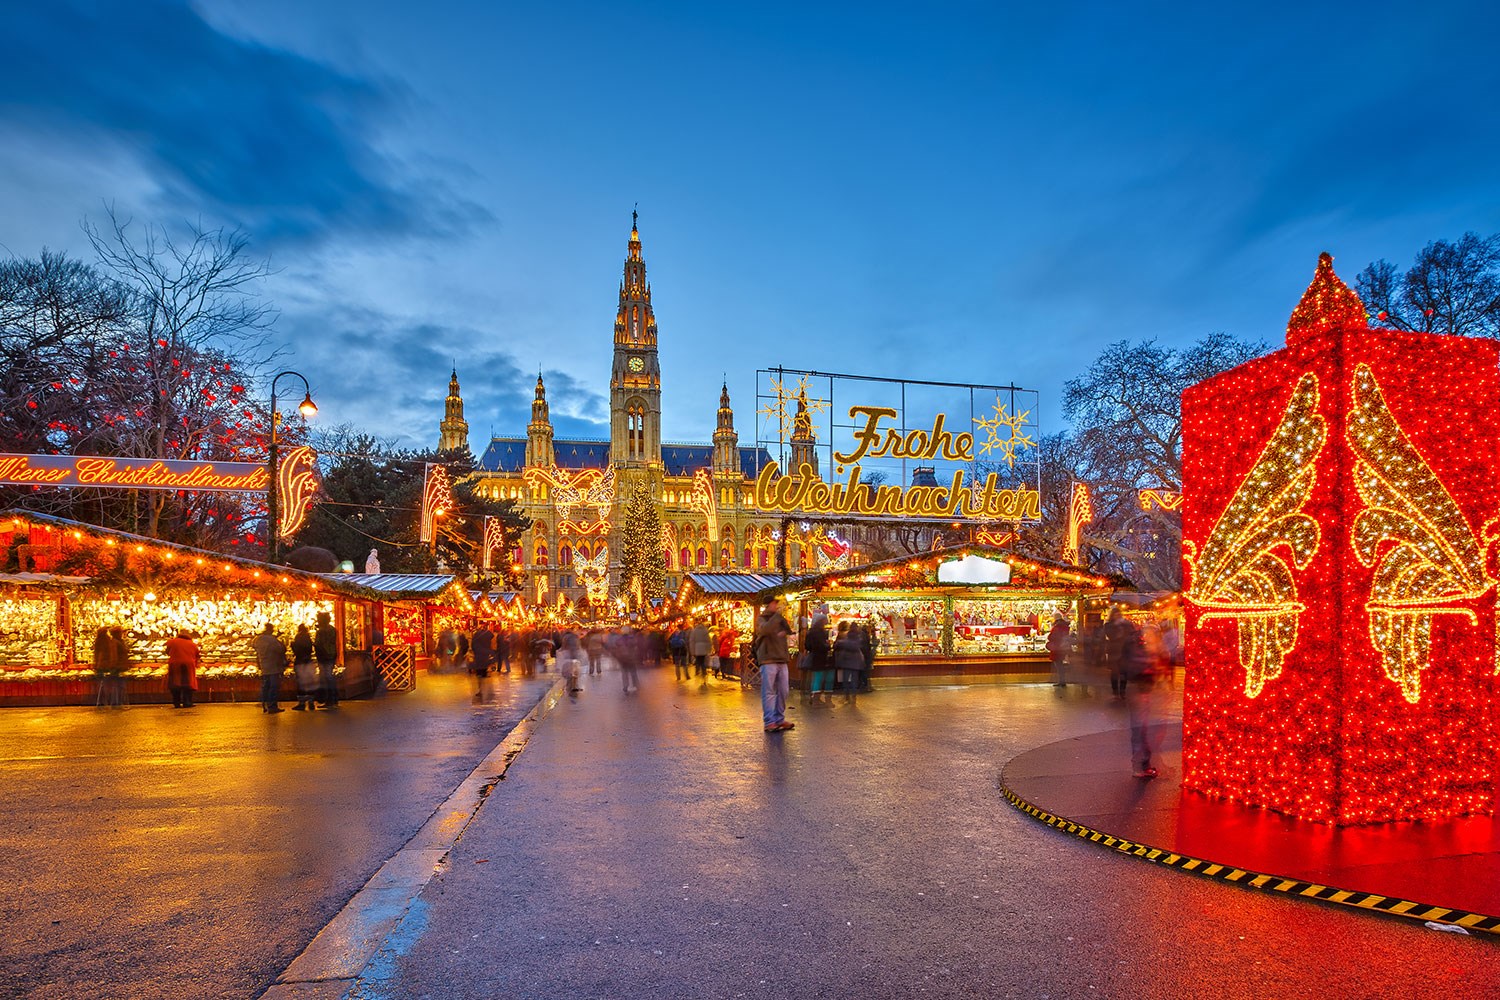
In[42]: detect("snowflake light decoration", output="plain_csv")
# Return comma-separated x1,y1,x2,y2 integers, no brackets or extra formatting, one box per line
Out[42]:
758,374,830,445
973,399,1036,468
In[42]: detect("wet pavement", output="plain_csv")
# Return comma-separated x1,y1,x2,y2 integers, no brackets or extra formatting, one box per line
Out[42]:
0,670,554,1000
348,671,1498,1000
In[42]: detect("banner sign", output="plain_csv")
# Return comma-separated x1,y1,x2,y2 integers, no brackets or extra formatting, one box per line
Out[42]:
0,453,269,491
753,370,1043,521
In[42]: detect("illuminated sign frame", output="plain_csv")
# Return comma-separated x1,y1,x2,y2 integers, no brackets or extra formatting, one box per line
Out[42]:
752,369,1042,521
0,453,271,491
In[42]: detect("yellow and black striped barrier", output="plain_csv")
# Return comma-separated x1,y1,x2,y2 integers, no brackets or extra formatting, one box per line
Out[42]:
999,780,1500,937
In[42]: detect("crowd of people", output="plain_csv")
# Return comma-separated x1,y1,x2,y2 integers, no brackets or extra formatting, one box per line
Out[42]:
91,600,1178,781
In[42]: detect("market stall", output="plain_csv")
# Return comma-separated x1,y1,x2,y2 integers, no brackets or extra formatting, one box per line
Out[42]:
676,572,791,679
0,511,472,705
766,544,1116,684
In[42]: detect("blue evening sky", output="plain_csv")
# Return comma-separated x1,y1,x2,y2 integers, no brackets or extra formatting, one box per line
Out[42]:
3,1,1497,449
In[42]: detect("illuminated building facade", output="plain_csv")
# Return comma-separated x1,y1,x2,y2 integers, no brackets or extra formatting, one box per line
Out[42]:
450,216,872,607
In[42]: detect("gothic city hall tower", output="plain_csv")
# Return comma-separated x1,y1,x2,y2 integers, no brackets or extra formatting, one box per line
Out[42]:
443,215,852,612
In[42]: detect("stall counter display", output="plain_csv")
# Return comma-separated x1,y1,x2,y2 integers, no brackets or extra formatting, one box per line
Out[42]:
826,599,944,656
953,598,1071,655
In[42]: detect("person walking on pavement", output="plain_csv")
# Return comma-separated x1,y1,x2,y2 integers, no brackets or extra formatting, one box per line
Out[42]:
832,620,864,706
585,629,605,676
755,597,795,732
1103,608,1132,700
669,626,689,679
1047,615,1073,688
559,630,583,694
804,612,833,707
470,623,495,702
165,629,200,708
252,623,287,713
291,625,317,710
314,611,339,709
689,619,713,682
1110,610,1160,778
616,623,642,694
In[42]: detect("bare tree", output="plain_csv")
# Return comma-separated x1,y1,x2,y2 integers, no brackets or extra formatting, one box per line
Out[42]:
1356,233,1500,339
84,209,279,536
1060,332,1266,591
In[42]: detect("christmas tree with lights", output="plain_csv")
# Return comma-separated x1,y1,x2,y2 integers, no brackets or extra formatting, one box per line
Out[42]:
619,480,665,609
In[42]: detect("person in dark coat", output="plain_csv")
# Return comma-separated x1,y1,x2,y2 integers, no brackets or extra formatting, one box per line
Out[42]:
805,613,833,706
1047,615,1073,688
616,624,642,695
314,612,339,708
1103,608,1138,700
1111,609,1159,778
832,620,864,705
291,625,317,710
856,621,874,692
252,623,288,713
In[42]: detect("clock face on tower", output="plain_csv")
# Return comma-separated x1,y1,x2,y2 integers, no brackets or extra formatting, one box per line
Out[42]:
627,355,645,373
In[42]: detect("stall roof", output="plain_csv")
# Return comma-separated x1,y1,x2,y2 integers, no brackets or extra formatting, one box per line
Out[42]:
684,573,796,596
761,543,1120,596
335,573,456,595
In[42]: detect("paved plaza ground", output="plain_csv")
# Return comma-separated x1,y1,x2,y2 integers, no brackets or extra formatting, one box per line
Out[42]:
0,672,554,1000
344,671,1496,999
4,668,1496,999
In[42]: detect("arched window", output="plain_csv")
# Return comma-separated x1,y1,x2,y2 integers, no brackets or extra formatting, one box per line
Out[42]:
535,544,549,567
560,544,573,566
679,546,691,568
743,547,752,566
721,546,732,566
758,549,769,569
696,547,708,567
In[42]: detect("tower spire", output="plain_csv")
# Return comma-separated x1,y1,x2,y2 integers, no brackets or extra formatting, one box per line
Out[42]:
438,367,469,453
611,211,662,466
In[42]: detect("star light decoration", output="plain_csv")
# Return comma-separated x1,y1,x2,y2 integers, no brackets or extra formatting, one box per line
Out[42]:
758,374,830,445
972,398,1036,468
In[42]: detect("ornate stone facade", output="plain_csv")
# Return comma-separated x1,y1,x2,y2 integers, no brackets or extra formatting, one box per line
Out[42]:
444,217,846,609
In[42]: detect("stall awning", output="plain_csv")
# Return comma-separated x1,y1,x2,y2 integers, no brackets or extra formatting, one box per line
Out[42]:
324,572,475,609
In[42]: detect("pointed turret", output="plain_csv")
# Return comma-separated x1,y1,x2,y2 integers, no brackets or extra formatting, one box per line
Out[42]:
1287,252,1368,345
610,211,663,466
790,391,819,478
525,373,555,469
713,382,740,478
438,368,470,453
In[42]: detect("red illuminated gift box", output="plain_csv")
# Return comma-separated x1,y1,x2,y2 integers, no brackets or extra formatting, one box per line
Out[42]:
1182,254,1499,824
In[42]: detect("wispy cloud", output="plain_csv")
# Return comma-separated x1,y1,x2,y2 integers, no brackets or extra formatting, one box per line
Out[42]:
0,0,486,245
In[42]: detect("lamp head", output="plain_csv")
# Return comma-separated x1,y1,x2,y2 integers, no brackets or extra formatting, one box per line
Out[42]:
297,393,318,418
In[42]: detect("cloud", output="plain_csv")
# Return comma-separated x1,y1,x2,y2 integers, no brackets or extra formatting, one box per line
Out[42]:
0,0,485,244
281,304,608,448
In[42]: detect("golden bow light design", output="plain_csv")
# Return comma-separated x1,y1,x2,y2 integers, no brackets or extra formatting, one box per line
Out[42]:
1346,363,1500,703
275,446,319,538
523,466,616,521
1185,373,1326,697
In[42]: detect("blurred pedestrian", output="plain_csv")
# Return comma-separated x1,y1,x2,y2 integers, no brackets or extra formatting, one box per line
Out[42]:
531,632,554,673
314,611,339,709
456,630,470,669
616,624,642,694
716,626,739,680
93,626,125,708
1114,613,1160,779
755,598,794,732
833,620,864,705
471,623,495,702
252,623,287,713
669,626,688,677
496,629,513,674
291,625,318,711
805,612,833,706
689,619,713,681
559,630,583,694
1103,608,1132,700
165,629,200,708
1047,615,1073,688
856,621,874,693
585,629,605,676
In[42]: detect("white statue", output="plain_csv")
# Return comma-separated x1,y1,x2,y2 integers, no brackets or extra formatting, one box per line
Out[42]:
365,548,381,574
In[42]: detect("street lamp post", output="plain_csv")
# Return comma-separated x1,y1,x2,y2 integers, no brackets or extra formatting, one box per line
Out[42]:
268,370,317,564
